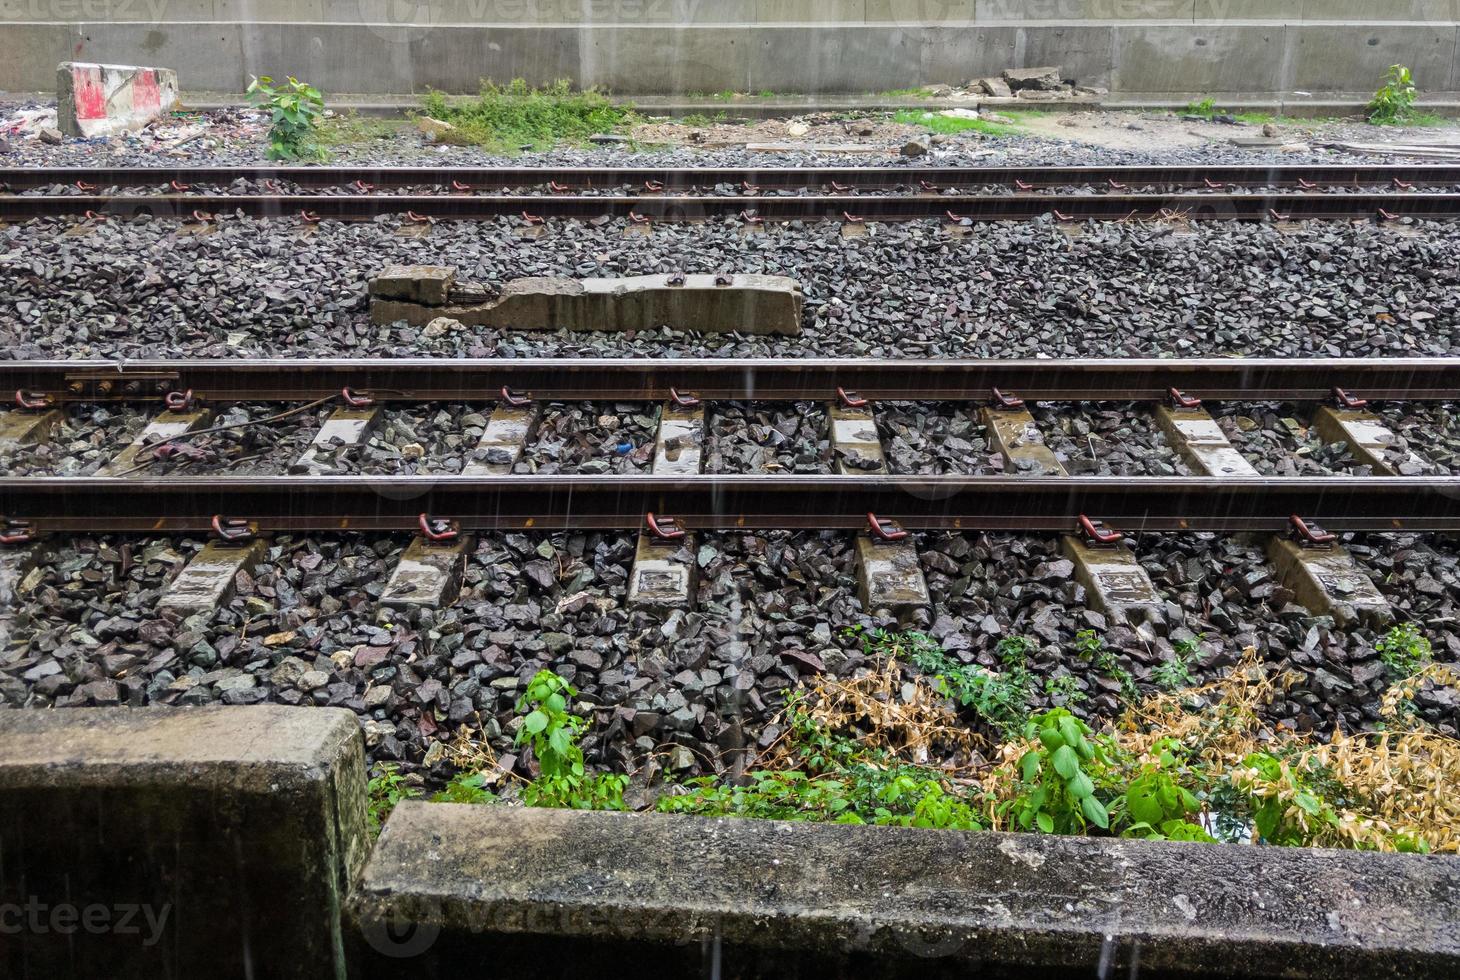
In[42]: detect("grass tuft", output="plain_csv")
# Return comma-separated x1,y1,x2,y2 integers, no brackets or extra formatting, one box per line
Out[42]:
419,79,633,152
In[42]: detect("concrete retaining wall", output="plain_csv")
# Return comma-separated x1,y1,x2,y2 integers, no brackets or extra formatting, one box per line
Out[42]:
1,5,1459,96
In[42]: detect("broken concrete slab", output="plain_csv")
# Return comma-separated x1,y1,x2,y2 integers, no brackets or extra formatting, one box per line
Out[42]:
975,75,1013,98
627,534,697,611
1268,537,1393,628
98,408,212,475
855,532,929,616
0,540,54,607
1003,66,1064,91
293,406,381,475
1155,405,1260,477
652,401,704,476
1062,535,1164,629
57,62,178,138
981,407,1066,476
160,539,266,614
1312,405,1421,476
464,404,540,476
0,706,368,979
352,804,1460,979
379,535,472,612
370,269,803,336
0,408,62,447
828,403,887,475
369,264,455,306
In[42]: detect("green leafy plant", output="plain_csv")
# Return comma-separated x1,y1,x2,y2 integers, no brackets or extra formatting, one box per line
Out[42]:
1376,623,1432,679
367,763,421,835
1075,629,1138,704
658,698,983,830
1007,708,1111,833
1112,767,1212,842
1184,97,1219,119
431,770,495,805
1044,674,1087,707
247,75,326,161
419,80,632,152
1154,635,1201,691
894,630,1035,739
515,669,628,810
1367,64,1417,124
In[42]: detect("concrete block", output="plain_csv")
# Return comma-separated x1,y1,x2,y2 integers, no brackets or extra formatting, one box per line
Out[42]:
463,404,539,475
1312,405,1422,476
0,706,369,980
294,406,380,475
351,804,1460,978
379,535,472,610
57,61,178,138
371,264,455,305
1268,537,1393,627
98,408,212,476
0,408,61,447
1112,24,1285,93
652,401,704,476
980,406,1066,475
627,533,697,610
69,24,245,94
855,532,929,614
159,538,266,614
1062,535,1164,628
1154,404,1259,477
372,274,804,336
828,403,887,474
1287,24,1457,93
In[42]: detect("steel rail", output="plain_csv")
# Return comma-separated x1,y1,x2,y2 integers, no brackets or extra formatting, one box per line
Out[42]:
9,358,1459,405
2,475,1458,533
5,192,1458,223
4,164,1460,192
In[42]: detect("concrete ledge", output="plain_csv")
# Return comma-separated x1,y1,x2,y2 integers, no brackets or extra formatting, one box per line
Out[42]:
0,706,370,979
352,803,1460,978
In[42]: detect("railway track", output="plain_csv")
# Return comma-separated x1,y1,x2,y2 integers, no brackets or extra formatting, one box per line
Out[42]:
2,357,1458,536
3,165,1459,223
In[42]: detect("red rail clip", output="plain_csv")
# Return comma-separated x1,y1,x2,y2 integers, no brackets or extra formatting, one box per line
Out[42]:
521,210,544,225
1014,179,1033,191
0,519,35,546
451,180,473,192
190,210,213,224
1332,387,1368,410
1051,209,1073,222
1377,208,1397,222
499,386,532,407
837,387,868,408
1296,178,1316,190
15,390,52,410
1393,178,1414,191
741,180,759,193
738,210,763,224
299,209,321,224
1289,514,1337,548
75,180,97,192
646,512,686,541
352,179,374,193
418,513,460,543
866,513,908,543
1078,515,1124,547
644,179,665,192
404,210,433,224
341,386,375,408
669,387,700,408
1268,208,1291,222
1168,387,1202,409
989,387,1024,410
919,180,939,192
548,181,569,193
164,389,196,412
842,211,864,224
83,210,106,222
211,515,255,543
170,179,191,192
1107,178,1126,190
944,210,970,225
628,211,651,224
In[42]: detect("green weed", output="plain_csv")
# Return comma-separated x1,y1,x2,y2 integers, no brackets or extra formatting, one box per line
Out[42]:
1368,64,1417,125
366,763,421,835
892,108,1022,138
515,669,628,810
247,75,327,161
419,79,633,152
1377,623,1432,679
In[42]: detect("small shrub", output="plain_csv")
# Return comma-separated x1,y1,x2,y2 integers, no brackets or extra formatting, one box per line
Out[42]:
1376,623,1432,679
1006,708,1111,833
1184,97,1218,119
515,669,627,810
1153,635,1201,691
901,630,1035,739
1367,65,1417,124
367,763,421,835
247,75,326,161
1075,630,1138,704
431,770,495,805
